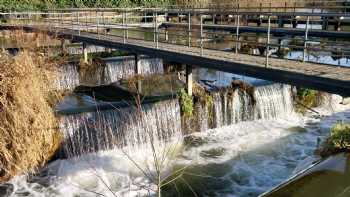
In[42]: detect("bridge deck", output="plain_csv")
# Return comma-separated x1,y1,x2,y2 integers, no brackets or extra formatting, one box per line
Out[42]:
2,24,350,96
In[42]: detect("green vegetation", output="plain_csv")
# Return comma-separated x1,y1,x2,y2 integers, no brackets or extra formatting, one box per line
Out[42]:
318,122,350,157
0,0,173,11
295,88,319,113
179,88,193,117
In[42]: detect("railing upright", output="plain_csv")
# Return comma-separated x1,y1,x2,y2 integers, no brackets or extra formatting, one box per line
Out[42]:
235,14,240,54
123,10,126,43
303,16,310,62
153,12,156,43
188,12,191,47
96,11,99,37
156,12,158,49
77,11,80,35
200,15,203,56
266,15,271,68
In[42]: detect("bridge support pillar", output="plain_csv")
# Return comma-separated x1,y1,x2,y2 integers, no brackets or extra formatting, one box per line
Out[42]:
322,17,329,30
278,16,284,28
135,54,141,75
61,39,67,54
135,54,142,93
335,18,341,31
185,64,193,96
83,42,88,63
292,17,298,28
165,28,169,41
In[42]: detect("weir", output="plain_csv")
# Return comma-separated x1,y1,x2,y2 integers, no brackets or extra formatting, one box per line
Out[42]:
57,79,294,158
55,55,164,90
59,99,182,158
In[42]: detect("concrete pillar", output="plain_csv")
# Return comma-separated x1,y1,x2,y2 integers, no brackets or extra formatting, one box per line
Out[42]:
335,17,341,31
83,42,88,63
135,54,142,93
185,65,193,96
135,54,140,74
292,17,298,28
278,16,284,28
165,28,169,41
322,17,329,30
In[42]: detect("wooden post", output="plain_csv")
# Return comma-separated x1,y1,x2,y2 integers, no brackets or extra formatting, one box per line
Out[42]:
188,12,191,47
83,42,88,63
303,16,309,62
186,65,193,96
200,15,203,56
266,15,271,67
235,15,240,54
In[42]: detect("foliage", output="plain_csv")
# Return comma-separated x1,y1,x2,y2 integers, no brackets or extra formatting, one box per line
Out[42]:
295,88,318,113
179,88,193,117
318,122,350,157
0,0,174,11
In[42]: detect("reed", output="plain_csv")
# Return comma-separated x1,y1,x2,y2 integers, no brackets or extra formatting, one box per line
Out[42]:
0,31,62,182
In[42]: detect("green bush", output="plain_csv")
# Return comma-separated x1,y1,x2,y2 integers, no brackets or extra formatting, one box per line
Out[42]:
0,0,174,11
295,88,318,113
329,122,350,149
318,122,350,157
179,88,193,117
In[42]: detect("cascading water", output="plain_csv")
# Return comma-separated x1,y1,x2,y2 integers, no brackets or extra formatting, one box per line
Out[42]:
104,56,164,83
212,83,293,128
54,56,164,90
55,63,80,90
59,99,182,158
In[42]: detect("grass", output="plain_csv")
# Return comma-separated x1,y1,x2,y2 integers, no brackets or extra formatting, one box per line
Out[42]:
0,31,62,182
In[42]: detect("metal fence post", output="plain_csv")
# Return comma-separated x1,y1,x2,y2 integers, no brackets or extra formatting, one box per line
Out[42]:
85,12,88,32
123,10,126,43
156,12,158,49
153,12,156,43
97,11,99,37
126,10,129,40
188,12,191,47
266,15,271,67
235,14,240,54
303,16,309,62
200,15,203,56
77,11,80,35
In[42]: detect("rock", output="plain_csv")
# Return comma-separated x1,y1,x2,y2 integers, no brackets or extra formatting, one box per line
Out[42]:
0,183,14,196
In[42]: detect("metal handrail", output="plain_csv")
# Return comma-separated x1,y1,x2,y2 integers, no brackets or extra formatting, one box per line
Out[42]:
1,10,349,67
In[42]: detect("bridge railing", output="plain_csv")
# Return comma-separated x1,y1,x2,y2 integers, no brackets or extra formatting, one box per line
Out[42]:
1,9,350,67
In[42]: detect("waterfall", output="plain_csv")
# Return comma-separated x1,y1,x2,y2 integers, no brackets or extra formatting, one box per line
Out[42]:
58,99,182,158
55,64,80,90
211,83,293,128
104,56,164,83
54,56,164,90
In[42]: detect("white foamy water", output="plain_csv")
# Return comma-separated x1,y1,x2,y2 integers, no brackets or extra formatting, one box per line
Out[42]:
3,93,350,197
